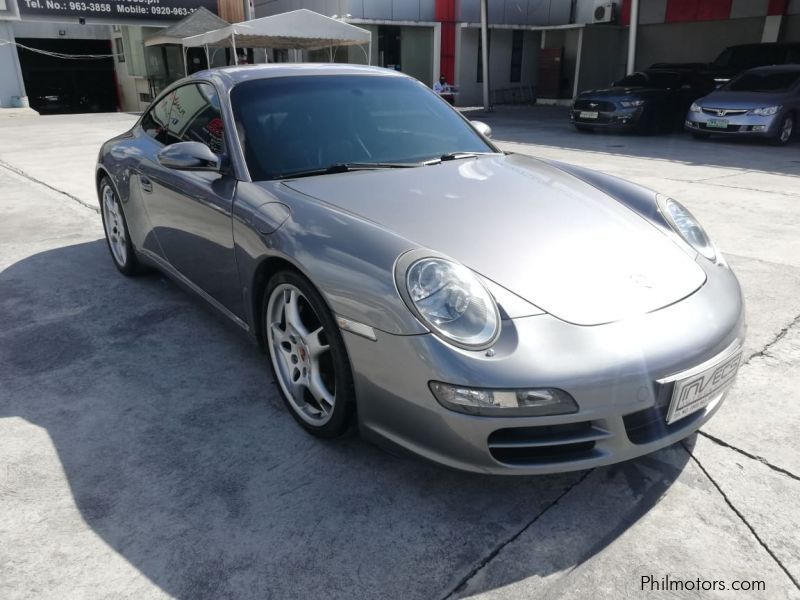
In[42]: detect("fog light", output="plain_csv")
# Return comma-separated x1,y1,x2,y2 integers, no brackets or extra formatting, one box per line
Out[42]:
753,125,767,132
429,382,578,416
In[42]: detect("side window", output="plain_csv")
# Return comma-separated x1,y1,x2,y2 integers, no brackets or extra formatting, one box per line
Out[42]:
165,83,225,155
140,94,173,144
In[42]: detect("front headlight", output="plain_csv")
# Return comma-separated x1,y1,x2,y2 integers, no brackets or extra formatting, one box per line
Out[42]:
657,195,716,261
405,257,500,349
750,105,781,116
620,99,645,108
689,102,702,113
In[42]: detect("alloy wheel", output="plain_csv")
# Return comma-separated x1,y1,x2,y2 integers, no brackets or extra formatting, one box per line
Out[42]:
266,283,336,425
102,185,128,268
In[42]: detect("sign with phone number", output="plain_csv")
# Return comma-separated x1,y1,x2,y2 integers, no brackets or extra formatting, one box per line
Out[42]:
18,0,219,21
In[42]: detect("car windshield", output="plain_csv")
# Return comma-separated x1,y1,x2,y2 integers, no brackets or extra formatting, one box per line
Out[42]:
230,75,495,181
727,71,800,92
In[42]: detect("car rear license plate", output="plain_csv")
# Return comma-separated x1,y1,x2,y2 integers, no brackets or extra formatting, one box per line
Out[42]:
707,118,729,129
579,111,599,119
665,350,742,425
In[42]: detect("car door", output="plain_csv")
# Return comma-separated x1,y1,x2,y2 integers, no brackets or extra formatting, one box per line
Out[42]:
138,82,243,318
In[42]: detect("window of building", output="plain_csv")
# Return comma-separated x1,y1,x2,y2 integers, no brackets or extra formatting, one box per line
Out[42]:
510,30,523,83
166,83,225,155
114,37,125,63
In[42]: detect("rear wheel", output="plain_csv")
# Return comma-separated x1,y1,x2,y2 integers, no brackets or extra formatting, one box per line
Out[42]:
99,177,141,276
263,270,356,438
773,113,794,146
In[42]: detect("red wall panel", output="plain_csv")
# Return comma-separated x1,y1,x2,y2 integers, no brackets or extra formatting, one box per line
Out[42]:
665,0,732,22
435,0,456,84
768,0,788,15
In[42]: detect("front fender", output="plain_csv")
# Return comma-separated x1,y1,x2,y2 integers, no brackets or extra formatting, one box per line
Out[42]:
233,181,428,336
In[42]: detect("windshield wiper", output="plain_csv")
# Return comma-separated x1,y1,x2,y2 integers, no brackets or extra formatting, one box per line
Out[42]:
276,162,419,180
423,151,497,165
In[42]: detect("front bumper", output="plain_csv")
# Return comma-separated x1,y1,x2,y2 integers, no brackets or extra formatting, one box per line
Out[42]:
570,107,643,130
343,259,745,475
685,111,780,137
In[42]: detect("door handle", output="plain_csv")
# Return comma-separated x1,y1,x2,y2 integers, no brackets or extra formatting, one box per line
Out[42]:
140,175,153,193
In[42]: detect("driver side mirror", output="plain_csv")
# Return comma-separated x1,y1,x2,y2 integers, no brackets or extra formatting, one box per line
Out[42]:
157,141,221,172
471,120,492,139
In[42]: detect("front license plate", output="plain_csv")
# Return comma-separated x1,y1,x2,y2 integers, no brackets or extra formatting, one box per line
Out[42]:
707,118,729,129
579,111,599,119
665,350,742,424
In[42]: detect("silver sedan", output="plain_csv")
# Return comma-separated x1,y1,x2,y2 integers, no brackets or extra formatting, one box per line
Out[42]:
96,64,745,474
685,65,800,144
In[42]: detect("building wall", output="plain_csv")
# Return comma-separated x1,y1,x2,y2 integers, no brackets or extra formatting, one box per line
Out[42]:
576,25,627,92
635,17,766,68
458,0,572,26
0,21,26,107
255,0,435,20
401,26,434,84
12,21,110,40
456,27,538,106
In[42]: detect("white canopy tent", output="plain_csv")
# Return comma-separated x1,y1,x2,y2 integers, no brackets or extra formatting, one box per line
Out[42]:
182,9,372,68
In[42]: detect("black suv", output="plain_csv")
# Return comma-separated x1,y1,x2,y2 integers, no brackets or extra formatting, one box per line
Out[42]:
680,43,800,86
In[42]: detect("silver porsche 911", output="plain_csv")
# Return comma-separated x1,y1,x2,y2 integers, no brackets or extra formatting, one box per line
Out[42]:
96,64,745,474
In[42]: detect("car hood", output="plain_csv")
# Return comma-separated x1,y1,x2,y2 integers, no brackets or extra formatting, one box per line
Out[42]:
699,90,788,108
282,154,706,326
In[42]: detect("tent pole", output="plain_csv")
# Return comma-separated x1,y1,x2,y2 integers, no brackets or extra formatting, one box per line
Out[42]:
367,38,372,66
204,44,210,68
182,44,188,77
231,33,238,65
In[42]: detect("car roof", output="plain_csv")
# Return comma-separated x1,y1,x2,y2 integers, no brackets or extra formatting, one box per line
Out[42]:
189,63,408,88
740,64,800,73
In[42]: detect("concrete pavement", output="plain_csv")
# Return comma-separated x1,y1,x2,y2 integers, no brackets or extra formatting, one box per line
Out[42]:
1,109,799,599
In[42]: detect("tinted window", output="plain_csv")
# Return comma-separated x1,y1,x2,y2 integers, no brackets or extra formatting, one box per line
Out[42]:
717,45,787,70
231,75,494,181
140,94,173,143
166,83,225,154
728,71,800,92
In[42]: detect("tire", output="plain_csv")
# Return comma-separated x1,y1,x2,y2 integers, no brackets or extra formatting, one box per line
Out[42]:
99,176,142,276
574,124,594,133
262,270,356,438
772,113,794,146
691,132,710,140
636,110,658,135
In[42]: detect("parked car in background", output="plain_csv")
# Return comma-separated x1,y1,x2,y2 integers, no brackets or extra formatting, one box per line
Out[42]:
685,65,800,145
705,42,800,85
663,43,800,86
571,69,715,134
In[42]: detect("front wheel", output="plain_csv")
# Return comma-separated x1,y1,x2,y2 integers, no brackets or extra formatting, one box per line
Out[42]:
263,270,356,438
773,113,794,146
99,177,141,276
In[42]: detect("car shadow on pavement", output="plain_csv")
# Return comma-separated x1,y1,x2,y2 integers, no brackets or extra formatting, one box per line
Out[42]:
468,106,800,178
0,240,692,599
